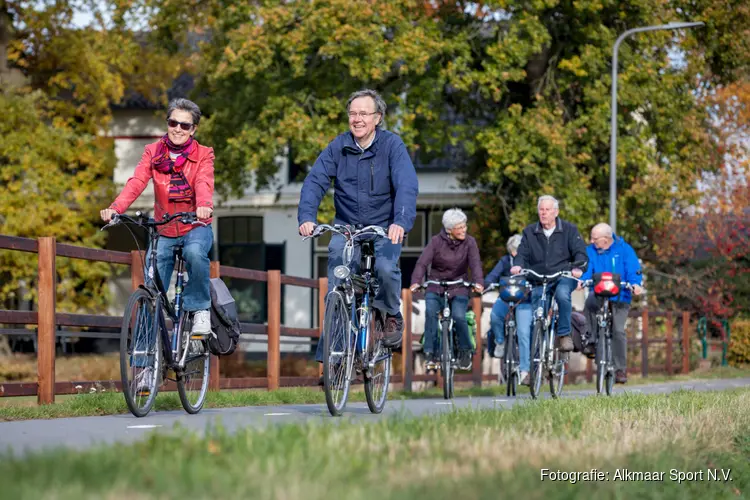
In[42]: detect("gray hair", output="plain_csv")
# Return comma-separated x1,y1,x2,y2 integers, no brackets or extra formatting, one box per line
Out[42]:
537,195,559,210
167,98,202,125
442,208,467,231
591,222,613,239
346,89,386,128
506,234,523,254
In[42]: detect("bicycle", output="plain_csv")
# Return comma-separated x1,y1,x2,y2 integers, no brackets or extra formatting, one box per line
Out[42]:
515,269,580,400
484,277,532,397
414,280,478,400
581,273,635,396
304,224,392,416
102,211,210,417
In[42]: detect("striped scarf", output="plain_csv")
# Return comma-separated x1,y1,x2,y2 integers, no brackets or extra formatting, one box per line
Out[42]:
151,135,195,202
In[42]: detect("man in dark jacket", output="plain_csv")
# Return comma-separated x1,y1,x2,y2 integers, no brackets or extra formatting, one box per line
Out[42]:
510,195,588,352
410,208,484,370
298,89,419,362
580,222,643,383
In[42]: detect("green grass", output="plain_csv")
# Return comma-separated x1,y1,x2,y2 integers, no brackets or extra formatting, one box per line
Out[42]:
0,365,747,421
0,388,748,499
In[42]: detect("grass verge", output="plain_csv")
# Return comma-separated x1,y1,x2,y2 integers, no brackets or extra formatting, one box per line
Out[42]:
0,365,747,421
0,388,748,499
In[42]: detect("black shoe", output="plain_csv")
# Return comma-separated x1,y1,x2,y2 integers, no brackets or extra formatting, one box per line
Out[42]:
458,350,472,370
382,312,403,348
318,375,324,387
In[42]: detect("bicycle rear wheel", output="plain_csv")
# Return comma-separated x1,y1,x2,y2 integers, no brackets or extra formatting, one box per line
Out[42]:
364,322,391,414
177,313,210,414
596,328,606,394
529,321,545,400
323,291,352,416
120,289,161,417
441,321,454,400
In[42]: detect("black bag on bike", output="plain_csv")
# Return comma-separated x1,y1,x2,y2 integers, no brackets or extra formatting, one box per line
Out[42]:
571,310,596,358
207,277,241,356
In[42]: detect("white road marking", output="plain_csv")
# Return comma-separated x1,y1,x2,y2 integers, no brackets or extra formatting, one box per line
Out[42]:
434,402,453,405
494,399,508,403
264,412,291,416
127,425,162,429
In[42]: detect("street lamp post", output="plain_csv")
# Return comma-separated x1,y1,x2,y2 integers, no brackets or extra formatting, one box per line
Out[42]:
609,21,705,234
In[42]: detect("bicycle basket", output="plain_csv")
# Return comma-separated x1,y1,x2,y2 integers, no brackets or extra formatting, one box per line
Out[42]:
498,277,529,303
593,272,621,297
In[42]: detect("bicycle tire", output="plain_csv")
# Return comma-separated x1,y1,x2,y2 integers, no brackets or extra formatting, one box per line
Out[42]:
605,335,615,396
504,323,516,397
549,340,565,398
529,321,545,400
364,318,391,414
441,321,453,400
120,289,161,418
176,313,210,414
323,291,352,416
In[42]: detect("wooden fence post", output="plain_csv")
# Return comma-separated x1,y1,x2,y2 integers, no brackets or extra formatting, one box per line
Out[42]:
37,237,56,405
665,311,673,375
267,270,281,390
130,250,144,291
318,277,327,379
401,288,413,392
472,296,482,387
682,311,691,374
585,357,593,383
641,310,649,378
209,261,221,391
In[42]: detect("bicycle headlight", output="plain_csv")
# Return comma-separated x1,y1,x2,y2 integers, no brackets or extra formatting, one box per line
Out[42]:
443,307,451,318
333,265,351,280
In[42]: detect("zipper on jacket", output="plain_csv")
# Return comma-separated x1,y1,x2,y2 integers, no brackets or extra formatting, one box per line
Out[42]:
370,162,374,191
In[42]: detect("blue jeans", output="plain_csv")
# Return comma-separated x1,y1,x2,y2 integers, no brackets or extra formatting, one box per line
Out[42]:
316,233,402,362
530,277,575,336
146,225,214,311
490,300,533,372
423,292,471,355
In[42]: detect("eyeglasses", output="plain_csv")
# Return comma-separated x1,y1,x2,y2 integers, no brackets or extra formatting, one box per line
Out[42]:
348,111,379,119
167,119,194,131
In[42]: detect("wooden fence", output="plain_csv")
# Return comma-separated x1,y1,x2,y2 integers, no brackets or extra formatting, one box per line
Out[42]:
0,235,700,405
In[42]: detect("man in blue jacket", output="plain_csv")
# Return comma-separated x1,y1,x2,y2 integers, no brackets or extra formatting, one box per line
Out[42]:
580,223,643,384
298,89,419,361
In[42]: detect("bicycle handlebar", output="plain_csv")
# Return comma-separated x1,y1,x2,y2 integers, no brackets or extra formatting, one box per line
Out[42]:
512,269,581,282
101,211,206,231
580,280,637,291
414,279,479,291
301,223,387,241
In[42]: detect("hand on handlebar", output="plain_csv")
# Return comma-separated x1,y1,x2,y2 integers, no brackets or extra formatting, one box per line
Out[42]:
571,268,583,279
387,224,405,245
196,207,213,220
299,222,316,237
410,283,421,293
100,208,118,222
510,265,522,275
473,283,484,293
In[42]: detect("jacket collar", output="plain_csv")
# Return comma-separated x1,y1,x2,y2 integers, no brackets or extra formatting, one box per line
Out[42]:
186,138,201,162
534,217,562,234
342,131,381,157
440,229,464,246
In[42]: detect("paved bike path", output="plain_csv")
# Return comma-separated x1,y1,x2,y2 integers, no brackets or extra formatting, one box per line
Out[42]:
1,378,748,456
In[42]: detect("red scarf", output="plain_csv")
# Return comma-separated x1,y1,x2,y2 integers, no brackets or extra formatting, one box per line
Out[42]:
151,135,195,202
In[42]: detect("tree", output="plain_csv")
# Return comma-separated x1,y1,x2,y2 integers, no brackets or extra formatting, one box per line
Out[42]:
0,0,178,312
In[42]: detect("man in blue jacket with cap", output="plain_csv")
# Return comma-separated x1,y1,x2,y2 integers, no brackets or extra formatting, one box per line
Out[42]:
580,223,643,384
298,89,419,363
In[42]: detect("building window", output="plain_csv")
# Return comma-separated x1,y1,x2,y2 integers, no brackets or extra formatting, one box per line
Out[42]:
404,212,426,249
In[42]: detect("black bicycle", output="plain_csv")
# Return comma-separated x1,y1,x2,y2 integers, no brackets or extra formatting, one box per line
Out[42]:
414,280,479,400
581,273,635,396
102,211,210,417
304,224,392,416
485,277,532,397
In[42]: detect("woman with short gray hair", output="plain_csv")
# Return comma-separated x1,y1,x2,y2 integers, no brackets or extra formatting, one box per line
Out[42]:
485,234,533,385
100,98,215,390
410,208,484,371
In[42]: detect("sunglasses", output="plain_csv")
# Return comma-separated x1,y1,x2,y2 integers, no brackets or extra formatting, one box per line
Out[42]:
167,118,194,131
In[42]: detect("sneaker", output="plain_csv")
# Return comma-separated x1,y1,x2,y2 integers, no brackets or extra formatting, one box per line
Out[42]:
615,370,628,384
558,335,574,352
519,371,530,386
135,367,155,394
192,310,211,335
494,343,505,359
424,352,436,370
458,350,472,370
382,312,403,348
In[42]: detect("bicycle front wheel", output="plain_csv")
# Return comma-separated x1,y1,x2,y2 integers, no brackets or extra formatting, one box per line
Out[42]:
529,321,545,400
604,336,614,396
120,289,161,418
549,337,566,398
177,313,210,414
441,321,454,400
596,328,606,394
504,326,517,397
364,321,391,414
323,291,352,416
